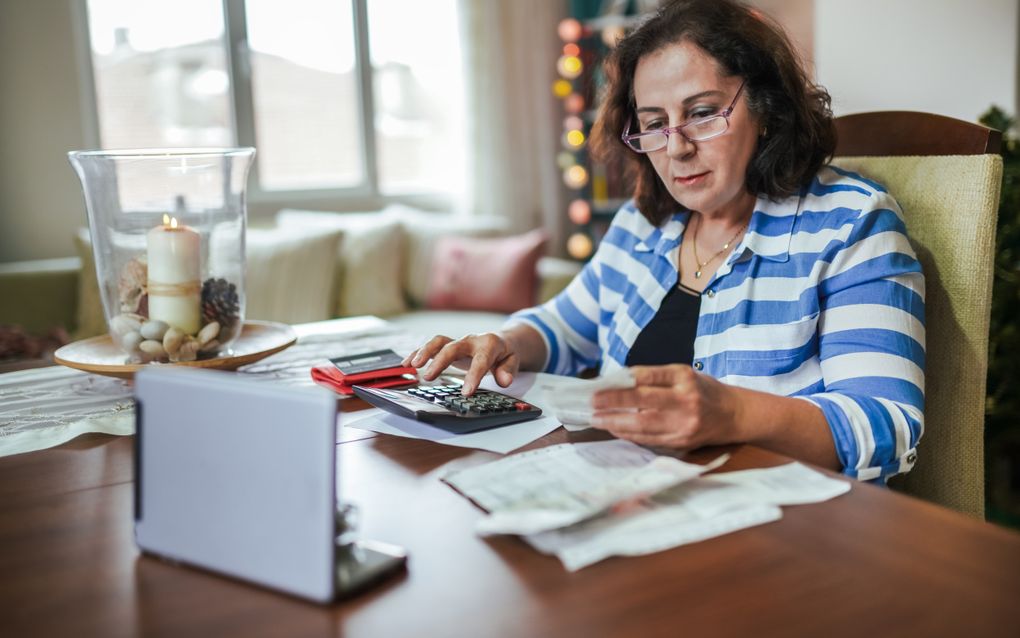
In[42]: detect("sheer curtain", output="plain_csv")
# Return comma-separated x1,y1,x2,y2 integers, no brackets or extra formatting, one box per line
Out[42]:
458,0,568,253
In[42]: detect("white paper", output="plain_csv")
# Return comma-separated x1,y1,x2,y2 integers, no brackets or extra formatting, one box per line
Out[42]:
527,502,782,572
441,439,728,535
522,462,849,571
342,408,561,455
538,369,636,429
672,462,851,518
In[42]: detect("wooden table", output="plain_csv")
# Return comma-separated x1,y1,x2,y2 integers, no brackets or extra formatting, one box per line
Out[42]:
1,409,1019,638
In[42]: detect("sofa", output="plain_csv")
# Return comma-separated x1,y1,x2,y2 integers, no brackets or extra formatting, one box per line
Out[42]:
0,204,581,362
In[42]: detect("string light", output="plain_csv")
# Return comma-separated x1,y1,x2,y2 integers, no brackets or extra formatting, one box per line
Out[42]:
564,165,589,189
558,18,583,42
564,93,585,114
564,129,586,148
557,55,583,79
563,43,580,57
557,152,575,170
552,79,572,98
567,232,594,260
568,199,591,225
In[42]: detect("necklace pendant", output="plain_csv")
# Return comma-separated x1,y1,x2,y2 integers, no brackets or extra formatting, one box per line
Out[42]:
694,270,702,279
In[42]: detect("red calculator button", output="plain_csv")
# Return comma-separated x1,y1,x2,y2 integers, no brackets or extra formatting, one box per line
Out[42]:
514,402,530,411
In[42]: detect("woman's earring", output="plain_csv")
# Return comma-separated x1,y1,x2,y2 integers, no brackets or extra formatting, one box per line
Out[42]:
761,126,768,138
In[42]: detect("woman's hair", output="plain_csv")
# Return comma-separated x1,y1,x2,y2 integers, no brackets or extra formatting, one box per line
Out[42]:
590,0,835,225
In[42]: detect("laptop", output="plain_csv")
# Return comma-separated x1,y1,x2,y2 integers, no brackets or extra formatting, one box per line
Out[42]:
134,366,406,603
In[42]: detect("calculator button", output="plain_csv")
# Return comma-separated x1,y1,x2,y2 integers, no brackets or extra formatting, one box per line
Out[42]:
514,402,531,411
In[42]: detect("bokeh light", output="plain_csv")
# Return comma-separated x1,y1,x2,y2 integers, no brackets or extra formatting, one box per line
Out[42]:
568,199,591,225
557,55,583,79
563,43,580,57
556,152,575,170
552,79,572,98
564,93,585,114
564,165,589,189
558,18,583,42
564,129,586,148
567,232,594,260
564,115,584,131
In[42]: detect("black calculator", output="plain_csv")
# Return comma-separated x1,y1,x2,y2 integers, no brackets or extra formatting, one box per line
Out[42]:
351,383,543,434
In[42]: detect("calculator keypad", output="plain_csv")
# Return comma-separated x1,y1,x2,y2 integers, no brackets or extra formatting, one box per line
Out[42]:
406,385,531,415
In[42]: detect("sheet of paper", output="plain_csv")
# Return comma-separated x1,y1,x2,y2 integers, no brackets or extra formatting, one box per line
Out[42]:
523,462,848,571
342,408,561,455
526,501,782,572
672,462,851,518
538,369,636,429
441,439,728,535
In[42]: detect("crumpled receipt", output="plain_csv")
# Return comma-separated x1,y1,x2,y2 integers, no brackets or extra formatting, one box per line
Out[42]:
539,369,636,430
441,439,728,536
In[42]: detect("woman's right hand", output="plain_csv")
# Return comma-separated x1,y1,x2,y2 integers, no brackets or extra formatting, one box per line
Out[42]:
401,332,520,396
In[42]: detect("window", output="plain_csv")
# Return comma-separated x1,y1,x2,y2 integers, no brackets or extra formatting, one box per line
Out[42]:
82,0,466,204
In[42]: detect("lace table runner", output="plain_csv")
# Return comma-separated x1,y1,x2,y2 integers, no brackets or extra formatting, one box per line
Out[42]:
0,318,425,458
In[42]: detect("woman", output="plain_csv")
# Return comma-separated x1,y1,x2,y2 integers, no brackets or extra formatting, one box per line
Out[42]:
404,0,924,482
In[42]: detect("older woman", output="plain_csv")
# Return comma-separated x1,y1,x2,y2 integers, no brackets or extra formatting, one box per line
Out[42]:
404,0,924,482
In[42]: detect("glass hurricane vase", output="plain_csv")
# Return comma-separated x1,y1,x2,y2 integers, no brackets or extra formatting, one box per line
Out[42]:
68,148,255,364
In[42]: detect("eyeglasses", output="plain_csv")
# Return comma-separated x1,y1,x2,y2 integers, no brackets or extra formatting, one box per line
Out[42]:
621,81,746,153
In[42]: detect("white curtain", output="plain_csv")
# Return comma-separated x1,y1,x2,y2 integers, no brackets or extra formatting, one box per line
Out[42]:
458,0,568,253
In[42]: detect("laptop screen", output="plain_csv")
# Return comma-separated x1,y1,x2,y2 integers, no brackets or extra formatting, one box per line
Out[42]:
134,367,338,602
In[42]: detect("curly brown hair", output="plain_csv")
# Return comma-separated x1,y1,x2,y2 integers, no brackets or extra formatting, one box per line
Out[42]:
590,0,835,226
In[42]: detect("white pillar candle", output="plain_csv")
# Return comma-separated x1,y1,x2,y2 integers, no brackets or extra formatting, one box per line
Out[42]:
147,214,201,335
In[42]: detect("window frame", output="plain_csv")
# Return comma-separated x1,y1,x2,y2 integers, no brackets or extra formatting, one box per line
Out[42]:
74,0,458,214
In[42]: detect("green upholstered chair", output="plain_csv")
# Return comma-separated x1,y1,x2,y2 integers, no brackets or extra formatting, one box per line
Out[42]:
832,111,1004,518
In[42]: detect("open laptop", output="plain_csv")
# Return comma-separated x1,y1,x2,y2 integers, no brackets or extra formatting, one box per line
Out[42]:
134,366,406,603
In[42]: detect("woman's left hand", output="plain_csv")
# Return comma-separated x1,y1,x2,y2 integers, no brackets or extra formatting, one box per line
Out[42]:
590,365,743,449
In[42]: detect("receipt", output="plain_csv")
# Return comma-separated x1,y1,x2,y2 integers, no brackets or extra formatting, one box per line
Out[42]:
539,369,636,429
441,439,728,536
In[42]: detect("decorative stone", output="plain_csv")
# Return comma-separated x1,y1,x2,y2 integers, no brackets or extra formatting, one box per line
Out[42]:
120,330,143,353
140,320,169,341
162,327,184,355
110,314,142,337
197,321,220,347
174,338,200,362
139,340,166,357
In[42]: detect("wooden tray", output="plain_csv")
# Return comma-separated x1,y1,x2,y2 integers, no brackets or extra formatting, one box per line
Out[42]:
53,320,297,379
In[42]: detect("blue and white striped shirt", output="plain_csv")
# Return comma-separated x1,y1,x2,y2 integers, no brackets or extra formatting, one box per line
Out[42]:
510,166,925,481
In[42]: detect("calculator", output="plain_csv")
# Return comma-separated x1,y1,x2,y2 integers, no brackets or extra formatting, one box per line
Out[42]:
351,383,543,434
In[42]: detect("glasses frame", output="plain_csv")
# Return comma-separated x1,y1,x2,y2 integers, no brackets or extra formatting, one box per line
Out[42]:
621,81,746,153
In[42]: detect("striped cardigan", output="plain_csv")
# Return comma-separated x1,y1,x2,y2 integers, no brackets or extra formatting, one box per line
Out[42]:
510,166,925,481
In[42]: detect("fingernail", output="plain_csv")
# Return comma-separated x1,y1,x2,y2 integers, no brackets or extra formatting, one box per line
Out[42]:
411,355,422,367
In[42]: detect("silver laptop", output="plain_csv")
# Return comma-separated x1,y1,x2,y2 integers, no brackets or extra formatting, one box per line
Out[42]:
134,366,406,603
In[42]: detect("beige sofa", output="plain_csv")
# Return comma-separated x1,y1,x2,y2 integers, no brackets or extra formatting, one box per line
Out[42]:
0,205,581,355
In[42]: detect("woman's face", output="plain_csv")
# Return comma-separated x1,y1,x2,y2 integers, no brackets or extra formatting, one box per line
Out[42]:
632,41,761,219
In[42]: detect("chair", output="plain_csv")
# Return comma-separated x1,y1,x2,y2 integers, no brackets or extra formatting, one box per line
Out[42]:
832,111,1003,518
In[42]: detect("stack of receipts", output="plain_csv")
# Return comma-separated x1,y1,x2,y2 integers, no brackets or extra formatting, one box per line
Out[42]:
538,369,636,429
442,439,850,571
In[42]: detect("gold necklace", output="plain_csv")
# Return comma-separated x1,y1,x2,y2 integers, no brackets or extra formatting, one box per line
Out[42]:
690,216,748,279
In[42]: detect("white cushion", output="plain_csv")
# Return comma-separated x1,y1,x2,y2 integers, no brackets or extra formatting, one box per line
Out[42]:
275,209,408,317
245,225,343,323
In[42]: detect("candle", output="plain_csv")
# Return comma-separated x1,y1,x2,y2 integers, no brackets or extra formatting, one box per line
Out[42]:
147,214,201,334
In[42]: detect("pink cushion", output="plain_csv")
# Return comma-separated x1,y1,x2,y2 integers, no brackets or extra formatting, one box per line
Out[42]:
425,229,548,313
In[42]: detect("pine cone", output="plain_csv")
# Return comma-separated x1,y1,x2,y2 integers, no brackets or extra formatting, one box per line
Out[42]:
201,278,240,332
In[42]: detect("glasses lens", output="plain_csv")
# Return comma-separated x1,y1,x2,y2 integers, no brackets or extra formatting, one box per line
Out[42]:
683,116,727,142
626,132,665,152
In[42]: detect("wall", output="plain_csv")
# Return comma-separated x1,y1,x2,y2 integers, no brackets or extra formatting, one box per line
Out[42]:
0,1,91,262
815,0,1019,121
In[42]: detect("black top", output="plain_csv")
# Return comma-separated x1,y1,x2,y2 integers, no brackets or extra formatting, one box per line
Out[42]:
625,282,701,367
